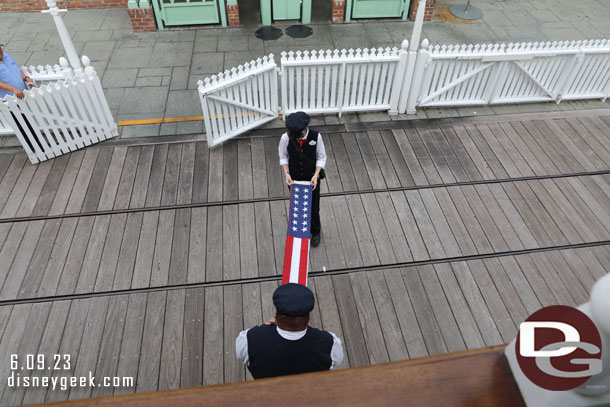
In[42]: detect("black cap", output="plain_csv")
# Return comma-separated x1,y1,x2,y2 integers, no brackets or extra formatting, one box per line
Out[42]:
286,111,310,132
273,283,315,316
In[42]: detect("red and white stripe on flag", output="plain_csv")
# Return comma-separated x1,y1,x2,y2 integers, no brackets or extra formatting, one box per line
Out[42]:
282,181,313,286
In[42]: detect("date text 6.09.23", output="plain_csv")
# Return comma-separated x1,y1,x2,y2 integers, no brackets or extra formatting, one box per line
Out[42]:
10,354,70,371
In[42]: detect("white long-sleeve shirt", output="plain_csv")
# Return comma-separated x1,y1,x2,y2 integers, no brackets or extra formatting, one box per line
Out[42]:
236,326,344,369
278,129,327,168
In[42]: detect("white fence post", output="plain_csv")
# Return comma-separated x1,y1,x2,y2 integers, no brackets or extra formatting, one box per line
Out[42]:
43,0,82,72
398,41,418,114
406,39,429,114
389,40,409,115
280,52,288,119
270,54,279,119
59,57,74,80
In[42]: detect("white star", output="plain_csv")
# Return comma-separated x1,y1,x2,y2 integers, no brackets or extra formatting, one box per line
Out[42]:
294,194,299,199
303,202,308,207
302,227,307,232
303,213,308,218
292,227,297,232
293,207,298,212
293,220,298,225
294,187,300,192
294,200,299,205
302,221,307,225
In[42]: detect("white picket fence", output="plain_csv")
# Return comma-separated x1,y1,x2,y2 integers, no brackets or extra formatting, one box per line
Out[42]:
198,55,279,146
280,47,406,117
197,37,610,145
0,58,74,136
0,62,118,164
407,39,610,111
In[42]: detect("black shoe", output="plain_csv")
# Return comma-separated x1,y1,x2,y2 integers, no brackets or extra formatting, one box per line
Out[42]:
311,233,321,247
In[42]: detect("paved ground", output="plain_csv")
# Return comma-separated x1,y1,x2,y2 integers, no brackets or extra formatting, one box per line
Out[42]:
0,109,609,405
0,0,609,142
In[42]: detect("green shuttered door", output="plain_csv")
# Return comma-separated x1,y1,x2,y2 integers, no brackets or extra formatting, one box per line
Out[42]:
155,0,223,28
352,0,405,18
272,0,301,20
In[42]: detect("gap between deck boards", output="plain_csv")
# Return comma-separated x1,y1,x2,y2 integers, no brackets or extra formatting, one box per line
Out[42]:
1,240,608,307
2,169,610,225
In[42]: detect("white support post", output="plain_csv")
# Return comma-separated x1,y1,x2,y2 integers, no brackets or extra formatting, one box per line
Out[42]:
389,40,409,115
410,0,426,55
397,47,417,114
280,53,288,119
42,0,82,73
406,39,430,114
402,0,427,115
58,57,74,80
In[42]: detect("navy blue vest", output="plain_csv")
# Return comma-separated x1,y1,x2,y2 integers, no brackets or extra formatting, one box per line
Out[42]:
287,130,319,181
246,324,334,379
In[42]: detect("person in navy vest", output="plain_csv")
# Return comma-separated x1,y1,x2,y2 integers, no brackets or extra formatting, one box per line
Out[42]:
278,112,327,247
236,283,343,379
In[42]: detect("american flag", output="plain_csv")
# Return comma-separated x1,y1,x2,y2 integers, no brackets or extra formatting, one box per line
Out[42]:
282,181,313,286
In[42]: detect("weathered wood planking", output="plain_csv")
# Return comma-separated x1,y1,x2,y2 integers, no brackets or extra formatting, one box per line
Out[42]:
0,244,607,405
3,114,610,221
1,173,610,301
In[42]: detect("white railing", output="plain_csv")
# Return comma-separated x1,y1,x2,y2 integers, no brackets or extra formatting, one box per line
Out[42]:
196,37,610,145
23,58,74,86
280,46,408,117
407,39,610,112
198,55,279,147
0,61,118,164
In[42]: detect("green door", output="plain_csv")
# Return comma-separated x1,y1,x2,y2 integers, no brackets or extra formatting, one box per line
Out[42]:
351,0,407,18
152,0,227,29
272,0,301,20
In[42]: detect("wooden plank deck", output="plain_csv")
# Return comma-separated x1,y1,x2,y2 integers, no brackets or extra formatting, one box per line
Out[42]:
0,109,609,405
0,246,607,404
0,175,609,300
0,114,609,219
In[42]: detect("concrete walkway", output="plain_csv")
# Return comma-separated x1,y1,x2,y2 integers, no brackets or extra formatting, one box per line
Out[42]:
0,0,609,142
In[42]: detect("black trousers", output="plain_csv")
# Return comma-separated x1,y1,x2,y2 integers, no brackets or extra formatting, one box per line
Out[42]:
310,183,321,236
10,112,43,153
289,180,321,237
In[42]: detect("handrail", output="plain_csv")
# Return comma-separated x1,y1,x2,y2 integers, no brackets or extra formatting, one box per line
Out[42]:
27,345,524,407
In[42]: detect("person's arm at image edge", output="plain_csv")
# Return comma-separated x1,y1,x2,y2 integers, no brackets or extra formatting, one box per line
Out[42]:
0,80,24,99
329,332,344,369
235,329,250,366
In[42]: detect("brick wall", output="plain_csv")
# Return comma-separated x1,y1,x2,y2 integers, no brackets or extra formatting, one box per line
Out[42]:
227,3,240,27
0,0,128,12
128,7,156,32
408,0,436,21
332,0,345,23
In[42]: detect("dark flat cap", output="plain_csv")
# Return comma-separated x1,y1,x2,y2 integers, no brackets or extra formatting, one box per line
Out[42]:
286,111,310,132
273,283,315,316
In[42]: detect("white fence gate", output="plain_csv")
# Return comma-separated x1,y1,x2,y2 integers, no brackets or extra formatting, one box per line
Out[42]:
407,39,610,111
197,38,610,146
280,47,406,117
198,55,279,147
0,60,72,136
0,60,118,164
